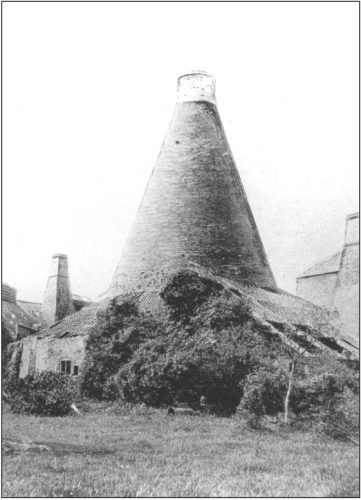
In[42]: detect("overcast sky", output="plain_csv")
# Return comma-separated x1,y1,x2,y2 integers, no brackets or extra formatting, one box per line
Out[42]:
3,2,359,302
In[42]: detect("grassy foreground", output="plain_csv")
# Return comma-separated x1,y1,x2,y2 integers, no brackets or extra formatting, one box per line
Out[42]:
2,407,359,497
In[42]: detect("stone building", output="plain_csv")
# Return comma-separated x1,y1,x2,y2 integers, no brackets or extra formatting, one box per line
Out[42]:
297,213,359,345
2,283,44,340
3,254,92,375
17,303,98,378
2,255,91,339
8,72,359,379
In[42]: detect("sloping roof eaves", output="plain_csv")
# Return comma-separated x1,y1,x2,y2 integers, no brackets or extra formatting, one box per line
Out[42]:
35,304,100,339
31,292,147,340
17,301,46,327
189,264,355,351
2,301,38,337
297,251,342,279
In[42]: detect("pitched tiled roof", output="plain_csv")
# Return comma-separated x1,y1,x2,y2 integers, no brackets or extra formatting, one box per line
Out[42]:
297,251,342,279
22,264,357,358
2,300,38,338
17,301,46,327
35,303,100,339
186,262,358,353
30,290,167,340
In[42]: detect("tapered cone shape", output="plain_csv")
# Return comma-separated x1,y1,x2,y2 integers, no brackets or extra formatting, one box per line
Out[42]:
110,72,276,295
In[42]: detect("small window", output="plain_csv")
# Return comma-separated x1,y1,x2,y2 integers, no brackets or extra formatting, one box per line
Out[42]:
60,360,72,375
73,365,79,376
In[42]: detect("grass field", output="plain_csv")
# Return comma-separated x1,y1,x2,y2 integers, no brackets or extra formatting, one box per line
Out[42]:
2,407,359,497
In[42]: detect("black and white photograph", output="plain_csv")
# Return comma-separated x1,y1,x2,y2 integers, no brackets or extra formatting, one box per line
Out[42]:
1,1,359,497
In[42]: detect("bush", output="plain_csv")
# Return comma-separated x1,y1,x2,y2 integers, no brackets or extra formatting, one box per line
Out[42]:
160,270,223,322
81,298,162,399
319,387,359,442
118,329,254,414
292,370,359,441
237,367,287,427
81,273,271,412
4,371,77,416
237,355,359,434
82,271,358,424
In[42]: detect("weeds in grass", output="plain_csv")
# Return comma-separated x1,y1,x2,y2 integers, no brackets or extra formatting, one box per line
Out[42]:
2,409,359,497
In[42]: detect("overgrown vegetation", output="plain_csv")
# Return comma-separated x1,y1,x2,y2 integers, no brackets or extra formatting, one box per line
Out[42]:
4,371,77,416
79,269,358,433
81,270,282,414
5,270,358,434
160,271,223,322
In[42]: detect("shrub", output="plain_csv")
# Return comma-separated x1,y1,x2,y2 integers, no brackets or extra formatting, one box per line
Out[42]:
4,371,77,416
237,354,359,434
83,271,359,424
319,387,359,442
291,369,359,441
81,272,282,412
118,331,253,413
81,298,162,399
160,270,223,322
237,367,287,427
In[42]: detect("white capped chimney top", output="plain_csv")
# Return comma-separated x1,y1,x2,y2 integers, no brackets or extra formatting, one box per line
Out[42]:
177,71,216,105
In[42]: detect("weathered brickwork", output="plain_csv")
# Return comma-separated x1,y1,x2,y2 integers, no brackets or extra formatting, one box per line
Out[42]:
110,73,276,296
297,213,359,345
19,335,86,378
42,254,74,326
333,243,359,341
19,337,38,378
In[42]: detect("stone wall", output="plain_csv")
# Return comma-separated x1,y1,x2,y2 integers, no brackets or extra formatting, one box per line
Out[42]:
19,335,86,378
333,243,359,342
296,272,338,309
19,337,38,378
35,336,86,375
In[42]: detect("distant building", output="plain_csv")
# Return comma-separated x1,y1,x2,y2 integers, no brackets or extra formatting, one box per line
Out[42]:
297,213,359,344
2,255,92,343
2,283,43,340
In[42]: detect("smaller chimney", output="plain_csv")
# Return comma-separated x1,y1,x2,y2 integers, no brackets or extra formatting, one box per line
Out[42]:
344,212,359,246
42,254,74,326
177,71,216,105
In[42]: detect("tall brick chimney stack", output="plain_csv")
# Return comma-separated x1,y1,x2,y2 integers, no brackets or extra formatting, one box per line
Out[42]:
109,71,276,296
42,254,74,325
